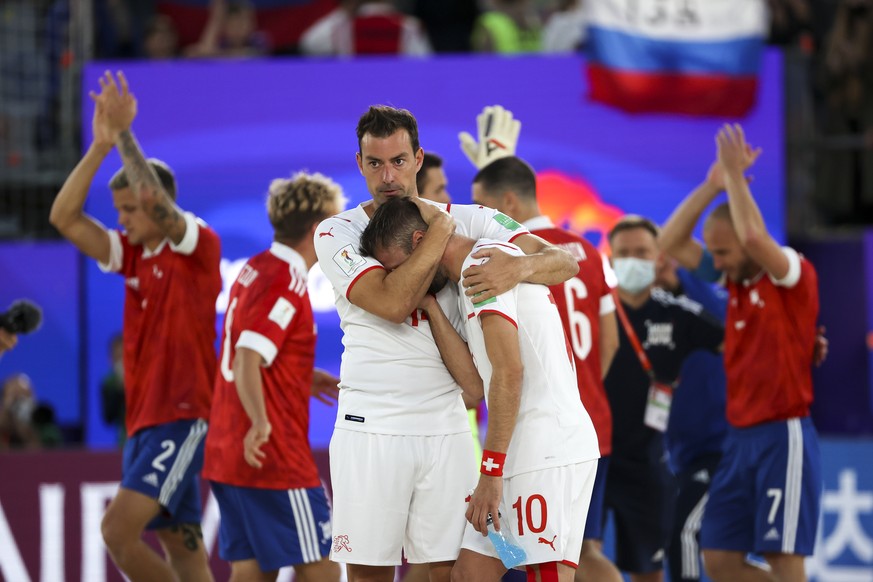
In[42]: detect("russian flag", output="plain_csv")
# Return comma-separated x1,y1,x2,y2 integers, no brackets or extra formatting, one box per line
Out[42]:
585,0,767,117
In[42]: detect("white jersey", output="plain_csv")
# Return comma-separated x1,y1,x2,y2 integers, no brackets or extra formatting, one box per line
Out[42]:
314,201,530,435
460,240,600,477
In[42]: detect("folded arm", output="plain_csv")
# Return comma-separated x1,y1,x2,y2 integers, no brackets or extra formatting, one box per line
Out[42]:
462,234,578,301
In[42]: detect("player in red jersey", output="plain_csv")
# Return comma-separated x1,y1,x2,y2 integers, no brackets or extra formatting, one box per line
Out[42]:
470,156,622,582
203,171,345,582
49,71,220,581
662,124,821,582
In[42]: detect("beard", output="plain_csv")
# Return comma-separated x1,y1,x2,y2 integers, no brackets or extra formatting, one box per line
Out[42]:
427,269,449,295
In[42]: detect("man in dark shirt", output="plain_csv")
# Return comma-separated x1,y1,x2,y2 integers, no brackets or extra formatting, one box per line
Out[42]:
603,215,724,582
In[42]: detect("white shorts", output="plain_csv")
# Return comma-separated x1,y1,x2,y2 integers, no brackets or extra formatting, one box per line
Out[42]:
461,460,598,568
329,429,476,566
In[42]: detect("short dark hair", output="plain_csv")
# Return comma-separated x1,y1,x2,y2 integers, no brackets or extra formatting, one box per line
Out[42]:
360,197,427,258
607,214,659,244
472,156,536,201
108,158,177,201
417,152,443,193
356,105,420,153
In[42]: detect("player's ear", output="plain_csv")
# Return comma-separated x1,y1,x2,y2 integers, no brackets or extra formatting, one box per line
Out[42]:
412,230,426,250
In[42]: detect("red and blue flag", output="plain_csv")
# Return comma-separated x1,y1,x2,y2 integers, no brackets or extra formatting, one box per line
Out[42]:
585,0,767,117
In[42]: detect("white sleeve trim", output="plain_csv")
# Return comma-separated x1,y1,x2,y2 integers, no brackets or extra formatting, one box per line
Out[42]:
97,230,124,273
769,247,802,288
236,331,279,367
599,292,616,316
169,212,200,256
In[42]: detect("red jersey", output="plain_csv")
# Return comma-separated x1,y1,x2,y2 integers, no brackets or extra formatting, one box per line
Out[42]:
724,247,819,428
526,217,615,455
203,242,321,490
100,213,222,436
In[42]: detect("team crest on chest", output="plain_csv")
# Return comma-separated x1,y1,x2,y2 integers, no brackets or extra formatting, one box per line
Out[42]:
643,321,675,349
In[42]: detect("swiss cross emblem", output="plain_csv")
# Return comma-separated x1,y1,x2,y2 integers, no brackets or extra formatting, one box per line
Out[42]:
482,457,501,472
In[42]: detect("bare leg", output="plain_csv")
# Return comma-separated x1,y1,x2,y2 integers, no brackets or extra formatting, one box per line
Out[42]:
347,564,396,582
703,550,776,582
101,487,176,582
450,549,506,582
575,539,623,582
428,560,454,582
629,570,663,582
764,553,808,582
156,523,214,582
401,563,430,582
228,559,277,582
295,557,342,582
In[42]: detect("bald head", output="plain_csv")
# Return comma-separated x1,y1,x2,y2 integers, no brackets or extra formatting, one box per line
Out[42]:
704,202,733,232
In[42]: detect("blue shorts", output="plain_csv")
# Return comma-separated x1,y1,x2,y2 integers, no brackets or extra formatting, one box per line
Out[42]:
701,417,821,556
583,455,610,540
211,482,332,571
121,418,208,530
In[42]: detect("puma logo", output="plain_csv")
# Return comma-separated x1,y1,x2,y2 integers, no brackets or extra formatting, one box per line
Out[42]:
538,535,557,551
485,138,507,155
319,227,335,238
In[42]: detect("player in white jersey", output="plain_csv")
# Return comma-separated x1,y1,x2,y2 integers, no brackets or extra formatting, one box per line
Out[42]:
360,196,600,582
313,105,579,582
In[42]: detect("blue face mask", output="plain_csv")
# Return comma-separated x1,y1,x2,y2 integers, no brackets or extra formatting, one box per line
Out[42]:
613,257,655,294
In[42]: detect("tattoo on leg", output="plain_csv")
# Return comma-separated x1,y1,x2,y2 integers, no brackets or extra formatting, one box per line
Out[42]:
170,523,204,551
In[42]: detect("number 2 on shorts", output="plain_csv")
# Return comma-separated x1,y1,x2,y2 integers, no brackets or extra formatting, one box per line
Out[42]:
152,440,176,472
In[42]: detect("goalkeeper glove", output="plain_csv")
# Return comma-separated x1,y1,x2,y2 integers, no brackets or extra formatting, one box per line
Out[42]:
458,105,521,169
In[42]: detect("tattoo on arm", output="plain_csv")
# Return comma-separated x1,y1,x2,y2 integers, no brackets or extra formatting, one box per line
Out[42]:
117,130,183,238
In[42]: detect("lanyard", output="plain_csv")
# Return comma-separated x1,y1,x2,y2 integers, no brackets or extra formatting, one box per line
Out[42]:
612,290,656,381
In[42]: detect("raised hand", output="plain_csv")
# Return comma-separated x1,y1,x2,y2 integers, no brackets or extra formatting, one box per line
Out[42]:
706,136,762,191
715,123,754,179
90,71,137,143
311,368,340,406
243,419,272,469
88,95,115,148
459,105,521,169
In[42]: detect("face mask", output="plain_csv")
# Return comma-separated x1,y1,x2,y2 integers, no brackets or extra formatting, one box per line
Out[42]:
613,257,655,294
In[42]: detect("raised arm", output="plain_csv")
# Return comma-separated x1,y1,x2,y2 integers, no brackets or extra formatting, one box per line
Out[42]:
232,347,271,469
718,124,789,279
99,71,188,245
348,200,454,323
461,233,578,301
466,314,522,535
48,86,116,263
660,145,761,270
659,180,719,270
419,294,484,402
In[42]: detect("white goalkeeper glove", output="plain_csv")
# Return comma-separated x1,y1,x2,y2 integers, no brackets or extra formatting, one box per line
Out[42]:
458,105,521,169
